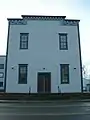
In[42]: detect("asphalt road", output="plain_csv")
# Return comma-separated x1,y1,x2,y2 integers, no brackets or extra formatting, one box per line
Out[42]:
0,101,90,119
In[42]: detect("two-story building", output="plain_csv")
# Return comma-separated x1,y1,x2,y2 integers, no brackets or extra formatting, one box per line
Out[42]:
4,15,83,93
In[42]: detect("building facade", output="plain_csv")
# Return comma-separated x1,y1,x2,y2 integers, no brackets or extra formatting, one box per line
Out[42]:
5,15,83,93
0,56,6,91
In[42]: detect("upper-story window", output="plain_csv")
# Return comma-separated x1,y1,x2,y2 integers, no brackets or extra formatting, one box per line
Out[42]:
20,33,29,49
59,33,68,50
0,64,4,69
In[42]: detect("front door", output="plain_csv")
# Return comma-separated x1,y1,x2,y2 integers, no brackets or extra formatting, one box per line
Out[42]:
37,72,51,93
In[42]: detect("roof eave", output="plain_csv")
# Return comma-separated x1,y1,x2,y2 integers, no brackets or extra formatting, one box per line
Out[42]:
7,18,23,21
21,15,66,19
65,19,80,22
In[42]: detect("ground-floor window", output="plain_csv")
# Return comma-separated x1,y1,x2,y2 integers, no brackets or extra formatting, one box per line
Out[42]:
0,82,3,87
18,64,28,84
60,64,69,84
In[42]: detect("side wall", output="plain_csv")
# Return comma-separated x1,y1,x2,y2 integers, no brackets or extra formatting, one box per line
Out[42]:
6,20,82,93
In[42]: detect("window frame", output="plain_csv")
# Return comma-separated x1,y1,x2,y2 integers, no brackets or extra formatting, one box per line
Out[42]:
20,33,29,49
60,64,69,84
59,33,68,50
18,64,28,84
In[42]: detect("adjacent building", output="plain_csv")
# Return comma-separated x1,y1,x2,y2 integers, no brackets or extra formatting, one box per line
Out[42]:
4,15,83,93
0,56,6,91
83,78,90,92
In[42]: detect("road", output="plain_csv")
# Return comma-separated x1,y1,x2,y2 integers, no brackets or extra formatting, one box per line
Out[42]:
0,101,90,119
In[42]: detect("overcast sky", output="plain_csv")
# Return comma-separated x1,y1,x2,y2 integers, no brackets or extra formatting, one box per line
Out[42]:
0,0,90,71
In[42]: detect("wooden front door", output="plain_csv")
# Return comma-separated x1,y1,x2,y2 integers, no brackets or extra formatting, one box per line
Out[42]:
37,72,51,93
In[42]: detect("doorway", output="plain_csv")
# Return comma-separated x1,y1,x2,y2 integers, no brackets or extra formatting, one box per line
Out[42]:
37,72,51,93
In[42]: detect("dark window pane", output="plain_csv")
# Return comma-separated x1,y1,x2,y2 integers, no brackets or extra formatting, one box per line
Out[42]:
0,82,3,87
63,43,66,46
0,64,4,69
63,45,67,49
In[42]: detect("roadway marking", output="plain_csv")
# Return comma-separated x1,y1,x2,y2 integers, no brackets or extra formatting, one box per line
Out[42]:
0,112,90,116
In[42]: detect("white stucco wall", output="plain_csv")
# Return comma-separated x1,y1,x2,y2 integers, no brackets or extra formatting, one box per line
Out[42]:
6,20,81,93
0,56,6,90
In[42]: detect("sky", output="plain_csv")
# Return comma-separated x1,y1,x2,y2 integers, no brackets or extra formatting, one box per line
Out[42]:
0,0,90,73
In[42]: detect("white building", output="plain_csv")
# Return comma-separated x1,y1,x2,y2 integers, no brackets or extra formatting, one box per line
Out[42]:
5,15,83,93
83,78,90,92
0,56,6,91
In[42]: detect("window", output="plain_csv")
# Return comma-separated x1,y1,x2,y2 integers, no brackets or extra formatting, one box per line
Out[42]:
0,64,4,69
0,72,4,78
59,33,68,50
0,82,3,87
60,64,69,84
20,33,29,49
18,64,28,84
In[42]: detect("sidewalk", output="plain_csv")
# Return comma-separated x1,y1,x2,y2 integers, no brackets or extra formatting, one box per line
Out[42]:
0,99,90,103
0,93,90,103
